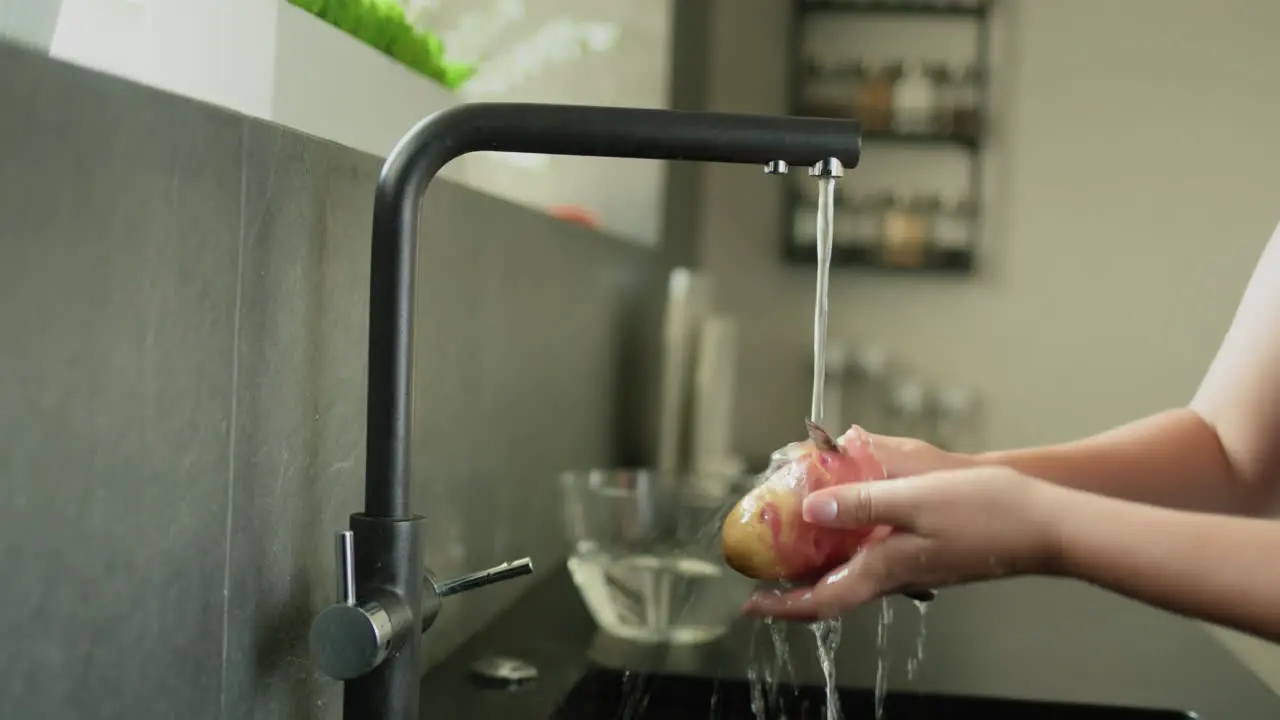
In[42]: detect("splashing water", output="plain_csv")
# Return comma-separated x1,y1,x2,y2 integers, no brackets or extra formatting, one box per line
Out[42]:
907,598,929,681
616,670,651,720
874,599,894,719
764,616,793,710
745,615,795,719
810,618,844,720
746,620,768,719
747,666,765,718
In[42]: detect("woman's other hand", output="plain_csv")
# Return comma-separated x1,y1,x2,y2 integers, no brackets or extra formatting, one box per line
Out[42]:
742,466,1065,621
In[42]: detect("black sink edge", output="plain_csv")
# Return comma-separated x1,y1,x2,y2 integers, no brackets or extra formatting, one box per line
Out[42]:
419,564,1277,719
552,665,1198,719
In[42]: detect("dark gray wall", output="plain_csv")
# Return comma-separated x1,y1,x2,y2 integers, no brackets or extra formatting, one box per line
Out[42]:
0,40,655,719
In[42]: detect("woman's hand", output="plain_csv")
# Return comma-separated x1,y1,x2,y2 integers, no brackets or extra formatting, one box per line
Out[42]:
742,466,1065,621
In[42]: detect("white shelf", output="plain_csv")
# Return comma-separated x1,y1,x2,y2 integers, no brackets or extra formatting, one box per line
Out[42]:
272,2,469,184
46,0,469,181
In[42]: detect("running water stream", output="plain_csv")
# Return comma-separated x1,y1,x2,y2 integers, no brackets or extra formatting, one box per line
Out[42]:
738,159,930,720
810,163,837,427
907,599,929,681
808,161,845,720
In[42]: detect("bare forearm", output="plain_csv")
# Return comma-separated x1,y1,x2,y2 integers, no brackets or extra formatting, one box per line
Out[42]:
1042,483,1280,642
976,408,1256,515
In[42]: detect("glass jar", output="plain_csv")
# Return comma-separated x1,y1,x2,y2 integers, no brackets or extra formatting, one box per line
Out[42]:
892,60,936,135
930,63,956,135
856,60,899,133
953,64,983,141
914,193,942,240
933,194,974,251
881,192,928,267
850,190,890,247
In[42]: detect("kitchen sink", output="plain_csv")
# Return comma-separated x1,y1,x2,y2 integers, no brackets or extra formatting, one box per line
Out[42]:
550,667,1197,719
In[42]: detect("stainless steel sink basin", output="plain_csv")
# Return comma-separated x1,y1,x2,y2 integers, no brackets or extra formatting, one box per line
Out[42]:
551,667,1197,719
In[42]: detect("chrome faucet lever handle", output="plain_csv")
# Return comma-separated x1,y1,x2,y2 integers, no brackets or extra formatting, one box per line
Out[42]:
336,530,357,605
435,557,534,597
420,557,536,632
310,530,403,681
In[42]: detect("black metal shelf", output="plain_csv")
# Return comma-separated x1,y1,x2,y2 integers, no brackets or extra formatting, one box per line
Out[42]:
800,1,989,18
784,242,975,273
864,128,979,148
782,0,993,272
797,73,985,149
791,116,981,148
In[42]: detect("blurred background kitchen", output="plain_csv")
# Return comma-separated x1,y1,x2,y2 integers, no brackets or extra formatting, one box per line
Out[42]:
3,0,1280,717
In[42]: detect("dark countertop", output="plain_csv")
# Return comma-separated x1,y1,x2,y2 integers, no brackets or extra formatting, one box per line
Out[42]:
421,564,1280,719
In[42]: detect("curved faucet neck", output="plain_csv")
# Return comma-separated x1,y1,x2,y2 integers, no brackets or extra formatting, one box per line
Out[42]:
362,102,861,520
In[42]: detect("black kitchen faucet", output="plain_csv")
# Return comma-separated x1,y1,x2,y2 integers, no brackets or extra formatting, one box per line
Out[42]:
306,101,862,720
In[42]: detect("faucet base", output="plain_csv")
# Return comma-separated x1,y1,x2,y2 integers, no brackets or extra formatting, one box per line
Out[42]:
343,512,427,720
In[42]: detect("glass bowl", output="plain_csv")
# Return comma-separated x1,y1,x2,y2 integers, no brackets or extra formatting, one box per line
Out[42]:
559,468,757,645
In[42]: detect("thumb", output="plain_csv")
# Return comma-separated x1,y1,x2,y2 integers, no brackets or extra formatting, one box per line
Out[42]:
802,479,923,530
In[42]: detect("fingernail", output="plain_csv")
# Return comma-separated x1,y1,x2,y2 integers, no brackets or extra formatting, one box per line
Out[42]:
803,495,838,523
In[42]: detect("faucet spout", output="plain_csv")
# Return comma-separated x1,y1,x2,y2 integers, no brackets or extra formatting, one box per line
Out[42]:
365,102,862,519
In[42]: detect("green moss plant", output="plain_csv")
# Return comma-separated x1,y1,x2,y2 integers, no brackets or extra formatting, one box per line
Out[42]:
288,0,475,90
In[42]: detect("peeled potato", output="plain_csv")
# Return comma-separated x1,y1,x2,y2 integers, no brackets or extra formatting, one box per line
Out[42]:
721,427,886,582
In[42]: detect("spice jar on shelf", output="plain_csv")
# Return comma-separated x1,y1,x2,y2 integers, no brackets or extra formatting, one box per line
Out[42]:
932,194,976,254
953,64,983,140
881,192,930,268
856,60,899,133
849,190,890,249
892,60,937,135
916,194,942,238
930,63,956,135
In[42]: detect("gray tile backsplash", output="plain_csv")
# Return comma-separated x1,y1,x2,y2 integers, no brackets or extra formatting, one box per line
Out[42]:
0,41,242,720
0,40,651,719
222,124,365,720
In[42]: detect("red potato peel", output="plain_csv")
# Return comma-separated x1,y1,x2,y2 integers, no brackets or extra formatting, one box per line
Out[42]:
721,427,886,582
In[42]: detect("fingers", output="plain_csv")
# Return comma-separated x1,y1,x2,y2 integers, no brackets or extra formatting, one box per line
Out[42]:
862,433,946,478
801,479,923,530
741,586,831,622
743,534,927,620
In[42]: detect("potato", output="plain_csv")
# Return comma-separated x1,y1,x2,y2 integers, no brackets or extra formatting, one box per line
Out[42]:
721,427,886,582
